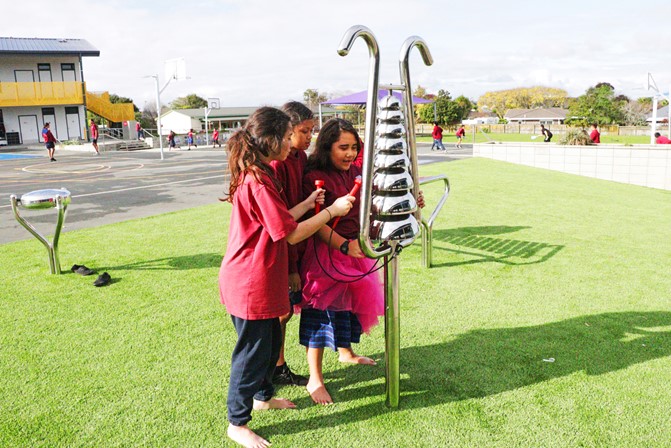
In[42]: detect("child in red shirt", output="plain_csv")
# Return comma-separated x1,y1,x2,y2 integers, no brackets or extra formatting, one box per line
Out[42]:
269,101,315,386
589,124,600,144
220,107,354,448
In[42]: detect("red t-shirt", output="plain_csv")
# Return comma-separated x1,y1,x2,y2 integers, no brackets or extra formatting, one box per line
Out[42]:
219,170,298,320
90,123,98,139
456,127,465,137
303,165,362,240
270,150,308,274
590,129,600,144
212,130,219,140
432,125,443,139
656,135,671,144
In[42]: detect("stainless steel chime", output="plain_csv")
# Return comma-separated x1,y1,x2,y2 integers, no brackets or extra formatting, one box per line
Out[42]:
337,25,433,407
10,188,71,274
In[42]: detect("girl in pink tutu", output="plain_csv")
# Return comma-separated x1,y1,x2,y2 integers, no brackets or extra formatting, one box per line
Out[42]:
299,118,385,405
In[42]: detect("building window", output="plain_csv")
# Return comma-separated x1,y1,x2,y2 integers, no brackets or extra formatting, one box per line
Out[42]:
61,63,75,71
38,63,51,71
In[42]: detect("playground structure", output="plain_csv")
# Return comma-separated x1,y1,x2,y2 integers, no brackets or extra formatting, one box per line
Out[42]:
337,25,450,407
10,189,71,274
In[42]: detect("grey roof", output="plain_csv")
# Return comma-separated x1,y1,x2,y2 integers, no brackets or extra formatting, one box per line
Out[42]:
162,105,339,120
0,37,100,56
646,105,669,122
505,108,568,120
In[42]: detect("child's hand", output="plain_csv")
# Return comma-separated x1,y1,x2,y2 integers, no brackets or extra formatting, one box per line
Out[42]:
288,272,301,292
328,195,354,217
417,190,426,209
306,188,325,209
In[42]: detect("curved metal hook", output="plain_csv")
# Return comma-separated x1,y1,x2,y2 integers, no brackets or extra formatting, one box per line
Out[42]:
337,25,391,259
398,36,433,249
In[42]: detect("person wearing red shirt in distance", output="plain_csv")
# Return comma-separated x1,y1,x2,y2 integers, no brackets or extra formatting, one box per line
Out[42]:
268,101,315,387
654,132,671,144
431,121,446,151
212,128,222,148
589,123,601,144
41,122,57,162
220,107,354,448
90,119,100,155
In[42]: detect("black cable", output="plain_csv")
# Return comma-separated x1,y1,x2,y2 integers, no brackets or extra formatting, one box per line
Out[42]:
309,225,394,284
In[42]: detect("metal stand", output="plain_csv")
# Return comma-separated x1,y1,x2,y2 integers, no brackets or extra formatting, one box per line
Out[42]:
337,25,433,408
10,189,71,274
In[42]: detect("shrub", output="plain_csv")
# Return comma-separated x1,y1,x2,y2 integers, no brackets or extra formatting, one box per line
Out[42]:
560,129,594,145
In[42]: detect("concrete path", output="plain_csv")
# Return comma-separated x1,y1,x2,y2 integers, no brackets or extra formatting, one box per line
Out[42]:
1,143,471,244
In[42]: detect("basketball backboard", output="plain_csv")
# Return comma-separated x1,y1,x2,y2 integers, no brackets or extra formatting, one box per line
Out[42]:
164,58,187,81
208,98,220,109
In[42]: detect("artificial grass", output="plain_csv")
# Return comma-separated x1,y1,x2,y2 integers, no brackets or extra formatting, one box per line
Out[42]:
1,158,670,447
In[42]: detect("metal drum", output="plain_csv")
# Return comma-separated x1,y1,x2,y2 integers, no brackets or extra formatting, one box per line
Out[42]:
19,189,71,210
10,188,71,274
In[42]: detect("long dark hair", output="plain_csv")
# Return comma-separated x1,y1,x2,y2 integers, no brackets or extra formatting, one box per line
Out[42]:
225,107,290,201
306,118,360,173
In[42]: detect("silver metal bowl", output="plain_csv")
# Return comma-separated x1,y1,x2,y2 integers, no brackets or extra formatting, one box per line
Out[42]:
19,189,71,210
378,95,402,111
375,137,407,152
377,109,404,124
370,215,420,241
372,170,414,192
374,152,410,170
376,123,406,138
372,192,417,216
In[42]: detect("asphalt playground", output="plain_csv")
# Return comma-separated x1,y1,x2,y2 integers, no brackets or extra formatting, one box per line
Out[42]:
0,143,471,244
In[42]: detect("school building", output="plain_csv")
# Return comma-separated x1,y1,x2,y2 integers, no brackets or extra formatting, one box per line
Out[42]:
0,37,135,146
159,105,341,135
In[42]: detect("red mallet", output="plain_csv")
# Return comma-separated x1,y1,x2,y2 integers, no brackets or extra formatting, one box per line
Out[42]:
314,179,325,213
332,175,362,228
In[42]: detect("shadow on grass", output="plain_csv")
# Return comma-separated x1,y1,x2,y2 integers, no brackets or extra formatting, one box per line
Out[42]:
431,225,563,266
100,253,221,271
257,311,671,436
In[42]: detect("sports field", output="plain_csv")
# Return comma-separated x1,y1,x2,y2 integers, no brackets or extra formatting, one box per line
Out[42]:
1,157,670,447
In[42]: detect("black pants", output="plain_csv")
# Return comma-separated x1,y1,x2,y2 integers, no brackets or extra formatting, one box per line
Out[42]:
227,316,282,426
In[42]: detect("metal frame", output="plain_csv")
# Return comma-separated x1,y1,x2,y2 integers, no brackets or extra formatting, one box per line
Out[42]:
10,190,70,274
419,175,451,268
337,25,434,408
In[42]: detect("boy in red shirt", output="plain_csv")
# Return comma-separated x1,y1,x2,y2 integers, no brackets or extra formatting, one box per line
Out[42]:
269,101,315,386
654,132,671,144
41,122,57,162
431,121,446,151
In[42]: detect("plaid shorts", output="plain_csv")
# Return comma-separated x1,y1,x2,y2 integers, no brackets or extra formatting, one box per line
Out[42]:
299,307,362,351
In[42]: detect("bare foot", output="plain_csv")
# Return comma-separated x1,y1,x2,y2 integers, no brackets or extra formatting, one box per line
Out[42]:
252,397,296,411
306,379,333,405
227,424,271,448
338,347,377,365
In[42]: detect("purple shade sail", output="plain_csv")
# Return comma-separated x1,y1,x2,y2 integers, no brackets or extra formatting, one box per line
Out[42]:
321,90,433,105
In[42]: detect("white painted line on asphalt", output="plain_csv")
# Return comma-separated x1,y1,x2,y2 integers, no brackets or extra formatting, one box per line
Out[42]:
0,174,227,208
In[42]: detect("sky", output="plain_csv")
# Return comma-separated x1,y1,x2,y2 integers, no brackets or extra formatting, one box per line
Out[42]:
6,0,671,109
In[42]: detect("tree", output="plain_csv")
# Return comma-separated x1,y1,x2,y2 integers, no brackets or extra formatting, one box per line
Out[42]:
417,90,471,125
566,83,626,126
170,94,208,109
109,93,139,112
138,102,158,130
303,89,328,108
621,100,649,126
477,86,569,119
413,85,428,99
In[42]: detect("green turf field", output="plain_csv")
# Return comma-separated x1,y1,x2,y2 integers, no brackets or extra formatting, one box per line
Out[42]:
1,158,670,447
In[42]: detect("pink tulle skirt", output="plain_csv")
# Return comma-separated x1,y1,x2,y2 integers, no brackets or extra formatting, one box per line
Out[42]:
298,237,384,333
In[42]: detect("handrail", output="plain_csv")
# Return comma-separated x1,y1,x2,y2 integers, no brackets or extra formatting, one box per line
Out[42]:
419,174,450,268
398,36,433,249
